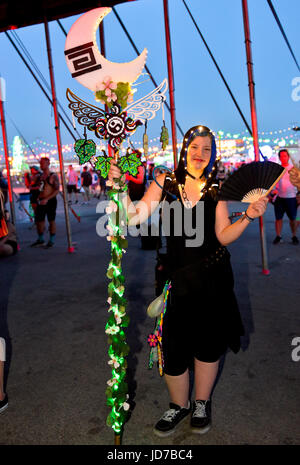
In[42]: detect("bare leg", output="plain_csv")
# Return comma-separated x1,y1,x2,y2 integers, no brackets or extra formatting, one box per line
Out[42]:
164,369,189,408
289,219,297,236
82,188,88,203
194,359,219,400
275,219,283,236
49,220,56,236
37,220,45,236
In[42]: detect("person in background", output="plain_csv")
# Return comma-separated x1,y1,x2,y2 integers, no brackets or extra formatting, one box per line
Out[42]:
216,161,226,187
272,150,298,245
90,169,99,197
148,163,155,182
99,175,107,198
80,166,92,204
289,165,300,232
0,172,8,206
0,210,18,258
30,157,59,248
0,193,12,413
66,164,79,204
24,165,41,219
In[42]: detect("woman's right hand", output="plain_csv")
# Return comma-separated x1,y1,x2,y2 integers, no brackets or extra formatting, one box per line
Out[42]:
108,158,125,183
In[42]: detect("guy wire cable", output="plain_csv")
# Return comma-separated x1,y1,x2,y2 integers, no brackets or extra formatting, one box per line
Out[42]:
266,0,300,73
182,0,252,134
10,29,81,138
182,0,266,161
5,31,78,142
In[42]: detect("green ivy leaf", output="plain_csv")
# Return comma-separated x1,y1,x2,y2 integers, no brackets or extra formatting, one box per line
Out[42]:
120,315,130,328
119,153,142,177
106,413,113,427
105,386,113,399
106,268,114,279
94,155,111,179
74,139,96,164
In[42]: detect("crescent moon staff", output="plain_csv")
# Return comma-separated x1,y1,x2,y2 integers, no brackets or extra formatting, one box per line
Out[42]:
66,88,140,443
65,7,168,444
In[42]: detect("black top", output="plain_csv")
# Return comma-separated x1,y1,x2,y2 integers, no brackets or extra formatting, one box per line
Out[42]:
161,173,221,271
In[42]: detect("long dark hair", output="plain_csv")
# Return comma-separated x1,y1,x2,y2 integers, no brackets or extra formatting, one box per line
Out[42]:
174,125,217,185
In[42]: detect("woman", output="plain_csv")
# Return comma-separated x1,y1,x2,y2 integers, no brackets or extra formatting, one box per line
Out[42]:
108,125,268,437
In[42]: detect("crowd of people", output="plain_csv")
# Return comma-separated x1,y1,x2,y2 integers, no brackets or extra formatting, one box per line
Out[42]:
66,164,107,205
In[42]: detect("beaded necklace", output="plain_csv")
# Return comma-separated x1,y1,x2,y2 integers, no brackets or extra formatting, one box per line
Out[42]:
180,166,217,208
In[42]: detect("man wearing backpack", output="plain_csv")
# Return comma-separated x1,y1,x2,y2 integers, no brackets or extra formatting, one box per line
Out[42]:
81,166,92,204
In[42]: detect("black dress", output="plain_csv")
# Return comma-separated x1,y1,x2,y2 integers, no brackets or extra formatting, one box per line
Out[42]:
160,175,245,376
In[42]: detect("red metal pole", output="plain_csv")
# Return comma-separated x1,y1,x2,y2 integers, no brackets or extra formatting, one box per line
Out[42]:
44,18,74,253
163,0,178,169
241,0,269,275
0,83,16,225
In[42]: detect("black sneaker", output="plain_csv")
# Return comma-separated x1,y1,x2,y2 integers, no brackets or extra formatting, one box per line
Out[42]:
44,241,54,249
190,400,212,434
153,402,191,437
0,394,8,414
30,239,45,247
292,236,299,245
273,236,283,244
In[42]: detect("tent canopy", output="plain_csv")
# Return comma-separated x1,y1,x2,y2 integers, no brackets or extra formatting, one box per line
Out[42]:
0,0,136,32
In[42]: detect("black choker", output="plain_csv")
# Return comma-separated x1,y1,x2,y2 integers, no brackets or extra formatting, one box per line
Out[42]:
186,170,205,181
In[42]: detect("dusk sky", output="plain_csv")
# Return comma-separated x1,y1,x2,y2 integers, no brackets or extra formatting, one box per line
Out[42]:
1,0,300,150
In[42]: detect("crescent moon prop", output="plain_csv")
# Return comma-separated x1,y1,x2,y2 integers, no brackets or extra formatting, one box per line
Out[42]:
64,7,148,91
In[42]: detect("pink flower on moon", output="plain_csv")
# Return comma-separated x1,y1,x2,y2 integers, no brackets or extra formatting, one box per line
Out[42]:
98,76,117,93
106,92,118,103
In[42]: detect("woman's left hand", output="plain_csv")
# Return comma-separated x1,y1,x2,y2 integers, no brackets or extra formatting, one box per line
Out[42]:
246,196,269,219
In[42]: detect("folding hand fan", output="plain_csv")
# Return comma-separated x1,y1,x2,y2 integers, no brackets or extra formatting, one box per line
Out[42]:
218,161,286,202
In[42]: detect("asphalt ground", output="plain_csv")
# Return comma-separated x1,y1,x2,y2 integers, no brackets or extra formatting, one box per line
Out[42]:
0,195,299,445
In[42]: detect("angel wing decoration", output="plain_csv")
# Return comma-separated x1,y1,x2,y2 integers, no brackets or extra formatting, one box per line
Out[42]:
66,88,105,126
66,88,142,149
124,79,168,123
